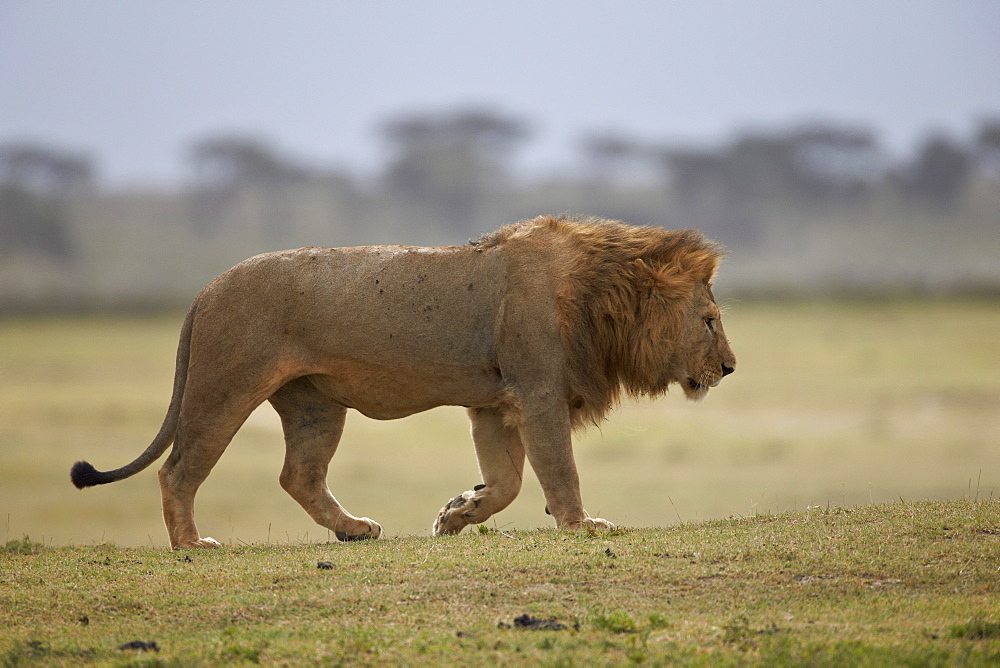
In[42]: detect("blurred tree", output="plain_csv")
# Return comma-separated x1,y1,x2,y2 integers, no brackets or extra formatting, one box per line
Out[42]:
579,133,657,185
661,147,726,206
787,125,882,200
658,146,753,243
187,135,306,237
380,108,530,234
0,143,92,259
189,136,305,187
0,144,92,193
723,125,880,204
976,119,1000,147
656,124,881,245
724,134,796,202
975,118,1000,179
898,135,971,207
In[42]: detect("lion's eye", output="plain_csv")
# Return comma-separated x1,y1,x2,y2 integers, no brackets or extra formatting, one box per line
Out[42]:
705,318,715,332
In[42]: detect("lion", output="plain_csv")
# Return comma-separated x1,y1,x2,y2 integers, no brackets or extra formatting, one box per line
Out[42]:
70,215,735,549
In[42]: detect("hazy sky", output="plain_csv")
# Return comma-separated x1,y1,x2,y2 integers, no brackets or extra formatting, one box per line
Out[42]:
2,1,998,186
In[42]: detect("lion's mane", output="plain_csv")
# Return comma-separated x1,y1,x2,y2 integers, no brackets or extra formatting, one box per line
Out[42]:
477,215,725,428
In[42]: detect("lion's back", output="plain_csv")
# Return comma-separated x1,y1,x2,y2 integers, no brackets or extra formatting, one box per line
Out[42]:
195,243,511,370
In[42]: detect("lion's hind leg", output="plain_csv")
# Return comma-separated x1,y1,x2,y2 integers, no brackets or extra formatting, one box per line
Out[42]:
158,346,298,549
432,407,525,535
270,377,382,542
159,411,250,550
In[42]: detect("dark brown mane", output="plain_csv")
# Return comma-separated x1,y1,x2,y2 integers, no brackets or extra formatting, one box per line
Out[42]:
491,215,726,428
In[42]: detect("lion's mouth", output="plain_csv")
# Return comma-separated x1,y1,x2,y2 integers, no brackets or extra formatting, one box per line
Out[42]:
687,377,723,391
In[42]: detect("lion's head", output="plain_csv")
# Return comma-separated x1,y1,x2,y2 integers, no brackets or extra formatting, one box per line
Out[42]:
485,216,735,427
670,277,736,401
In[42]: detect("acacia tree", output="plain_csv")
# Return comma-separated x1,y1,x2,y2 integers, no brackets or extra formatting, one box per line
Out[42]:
975,118,1000,177
380,108,530,234
188,136,304,188
0,143,92,259
898,136,971,207
186,135,307,236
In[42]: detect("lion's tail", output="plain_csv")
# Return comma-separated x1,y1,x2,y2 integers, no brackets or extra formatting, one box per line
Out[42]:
70,301,197,489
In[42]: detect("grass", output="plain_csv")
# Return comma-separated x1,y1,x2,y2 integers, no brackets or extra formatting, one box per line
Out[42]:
1,299,998,663
1,501,999,665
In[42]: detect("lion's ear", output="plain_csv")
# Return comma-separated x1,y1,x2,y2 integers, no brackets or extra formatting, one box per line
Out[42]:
684,249,721,284
632,258,696,299
632,258,668,290
631,258,654,282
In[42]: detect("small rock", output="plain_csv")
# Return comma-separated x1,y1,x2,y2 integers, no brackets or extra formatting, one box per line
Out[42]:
118,641,159,652
511,614,568,631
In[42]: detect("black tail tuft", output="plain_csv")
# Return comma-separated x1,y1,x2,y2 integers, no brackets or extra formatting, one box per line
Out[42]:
70,460,110,489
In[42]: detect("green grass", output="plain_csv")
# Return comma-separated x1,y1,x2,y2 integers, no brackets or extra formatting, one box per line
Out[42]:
2,300,999,663
2,501,998,665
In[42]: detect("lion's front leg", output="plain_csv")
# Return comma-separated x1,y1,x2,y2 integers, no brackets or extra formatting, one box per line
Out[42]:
432,407,525,535
519,402,615,532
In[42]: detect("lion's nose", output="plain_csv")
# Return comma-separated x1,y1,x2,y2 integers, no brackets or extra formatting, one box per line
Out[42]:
721,363,735,377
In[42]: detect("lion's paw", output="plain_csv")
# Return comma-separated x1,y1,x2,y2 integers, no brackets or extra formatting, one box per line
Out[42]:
579,517,616,532
177,537,222,549
432,490,479,536
335,518,382,542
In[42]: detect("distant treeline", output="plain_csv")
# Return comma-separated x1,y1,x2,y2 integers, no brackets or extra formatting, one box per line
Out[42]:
1,109,999,310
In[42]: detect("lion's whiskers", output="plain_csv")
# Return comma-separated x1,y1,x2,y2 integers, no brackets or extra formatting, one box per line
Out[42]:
718,298,738,315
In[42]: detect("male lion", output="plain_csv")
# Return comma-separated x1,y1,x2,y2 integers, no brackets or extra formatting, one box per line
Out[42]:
71,215,735,549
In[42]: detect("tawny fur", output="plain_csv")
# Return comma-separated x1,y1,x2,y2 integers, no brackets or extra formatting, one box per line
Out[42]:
71,215,736,547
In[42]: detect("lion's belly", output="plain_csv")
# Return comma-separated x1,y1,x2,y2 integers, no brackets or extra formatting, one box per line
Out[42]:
305,361,504,420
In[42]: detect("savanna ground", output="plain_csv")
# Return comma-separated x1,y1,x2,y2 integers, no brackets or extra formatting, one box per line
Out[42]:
2,299,999,663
